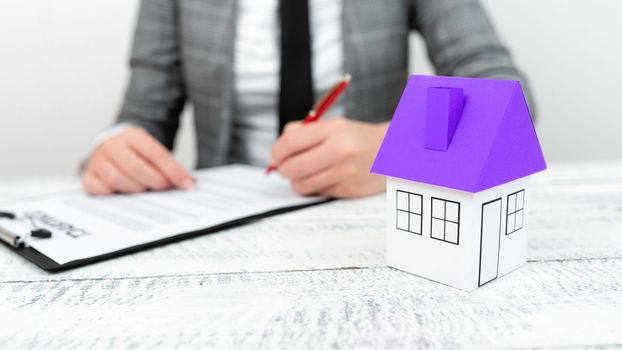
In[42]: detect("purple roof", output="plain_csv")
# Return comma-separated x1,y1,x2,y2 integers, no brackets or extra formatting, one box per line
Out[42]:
371,75,547,193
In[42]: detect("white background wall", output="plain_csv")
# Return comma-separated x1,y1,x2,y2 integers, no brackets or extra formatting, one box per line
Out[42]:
0,0,620,176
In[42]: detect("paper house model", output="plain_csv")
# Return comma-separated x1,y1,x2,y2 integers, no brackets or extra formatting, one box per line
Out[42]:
371,75,546,291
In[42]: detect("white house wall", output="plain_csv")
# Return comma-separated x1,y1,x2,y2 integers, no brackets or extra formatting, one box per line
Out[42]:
387,177,481,291
474,177,529,277
386,177,530,291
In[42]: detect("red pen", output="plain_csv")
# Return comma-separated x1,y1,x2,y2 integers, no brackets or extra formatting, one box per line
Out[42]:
266,74,352,175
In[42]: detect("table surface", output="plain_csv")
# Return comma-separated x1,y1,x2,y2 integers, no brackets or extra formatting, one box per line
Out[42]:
1,162,621,349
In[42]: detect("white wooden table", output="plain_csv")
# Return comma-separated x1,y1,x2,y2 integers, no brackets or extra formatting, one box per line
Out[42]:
1,162,621,349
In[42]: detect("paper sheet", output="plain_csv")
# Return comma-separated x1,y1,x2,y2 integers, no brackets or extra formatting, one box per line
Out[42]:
0,165,325,265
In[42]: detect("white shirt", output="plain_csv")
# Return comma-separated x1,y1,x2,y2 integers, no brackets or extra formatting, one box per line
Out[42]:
231,0,344,166
98,0,344,167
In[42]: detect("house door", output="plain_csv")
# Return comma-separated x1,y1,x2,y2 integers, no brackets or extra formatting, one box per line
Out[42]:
479,198,502,286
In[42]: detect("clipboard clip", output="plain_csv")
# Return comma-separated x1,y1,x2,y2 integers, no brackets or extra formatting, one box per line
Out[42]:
0,211,52,248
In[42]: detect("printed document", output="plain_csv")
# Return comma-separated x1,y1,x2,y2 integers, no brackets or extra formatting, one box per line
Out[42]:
0,165,324,265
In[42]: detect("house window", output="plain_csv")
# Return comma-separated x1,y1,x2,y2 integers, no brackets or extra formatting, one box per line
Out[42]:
506,190,525,235
396,190,423,235
430,197,460,245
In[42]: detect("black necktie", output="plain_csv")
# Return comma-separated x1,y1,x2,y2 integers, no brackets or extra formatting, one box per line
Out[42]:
278,0,314,134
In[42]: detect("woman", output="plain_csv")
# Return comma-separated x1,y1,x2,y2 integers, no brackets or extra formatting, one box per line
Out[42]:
82,0,532,198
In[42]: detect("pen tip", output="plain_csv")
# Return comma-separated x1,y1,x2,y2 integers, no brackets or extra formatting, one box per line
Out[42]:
343,74,352,82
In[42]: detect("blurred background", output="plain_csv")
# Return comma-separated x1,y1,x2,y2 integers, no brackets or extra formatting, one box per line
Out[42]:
0,0,620,176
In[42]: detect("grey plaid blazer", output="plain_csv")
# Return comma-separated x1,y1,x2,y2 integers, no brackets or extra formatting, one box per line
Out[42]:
117,0,533,169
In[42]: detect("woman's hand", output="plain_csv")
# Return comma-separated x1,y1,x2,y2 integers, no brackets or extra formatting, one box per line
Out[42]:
82,126,195,195
271,117,388,198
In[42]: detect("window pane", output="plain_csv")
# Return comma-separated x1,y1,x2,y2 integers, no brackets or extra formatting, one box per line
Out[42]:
516,210,524,230
409,194,422,214
517,191,525,210
409,213,421,234
445,222,459,244
432,199,445,219
397,191,409,211
445,202,459,222
508,194,516,212
507,213,516,234
431,218,444,239
397,210,409,231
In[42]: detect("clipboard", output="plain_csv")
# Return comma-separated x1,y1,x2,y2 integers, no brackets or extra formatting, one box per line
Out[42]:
0,164,336,272
0,199,330,272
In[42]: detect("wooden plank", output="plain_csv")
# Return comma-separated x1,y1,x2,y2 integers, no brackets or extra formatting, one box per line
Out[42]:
528,162,622,261
1,162,621,282
1,258,621,349
0,197,386,281
0,162,620,348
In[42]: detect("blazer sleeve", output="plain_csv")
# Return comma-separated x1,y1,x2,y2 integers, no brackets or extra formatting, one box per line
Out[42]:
115,0,186,150
410,0,536,118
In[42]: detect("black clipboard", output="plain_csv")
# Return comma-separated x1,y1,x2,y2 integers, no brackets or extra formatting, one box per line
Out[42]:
0,199,331,272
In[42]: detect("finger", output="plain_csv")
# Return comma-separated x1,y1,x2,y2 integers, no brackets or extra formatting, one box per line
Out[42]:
282,121,303,134
271,119,343,165
318,182,354,199
278,141,334,181
92,158,146,193
291,166,341,196
81,171,113,196
128,131,195,190
318,175,382,199
106,141,171,191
